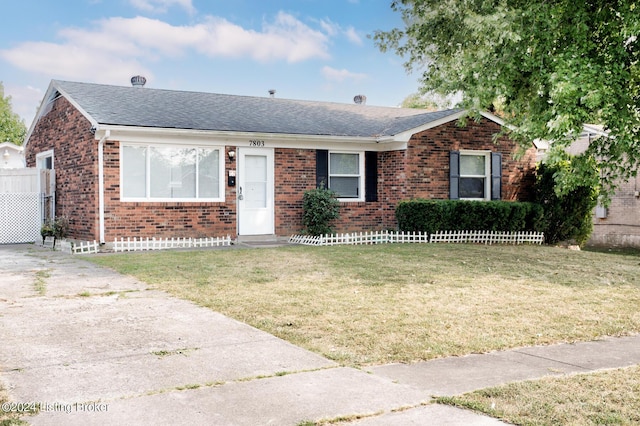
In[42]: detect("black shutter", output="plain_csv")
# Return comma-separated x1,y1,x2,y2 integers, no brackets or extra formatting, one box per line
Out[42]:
449,151,460,200
491,152,502,200
365,151,378,202
316,150,329,189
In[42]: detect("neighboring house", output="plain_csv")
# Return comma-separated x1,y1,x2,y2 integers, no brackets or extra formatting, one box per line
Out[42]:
569,126,640,248
24,80,537,243
0,142,25,169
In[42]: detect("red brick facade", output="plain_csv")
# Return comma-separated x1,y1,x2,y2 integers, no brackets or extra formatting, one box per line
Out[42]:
26,97,536,241
25,96,99,241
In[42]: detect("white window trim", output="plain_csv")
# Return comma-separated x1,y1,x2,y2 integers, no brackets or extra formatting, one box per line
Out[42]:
120,143,226,202
329,150,365,202
36,149,54,170
459,150,491,201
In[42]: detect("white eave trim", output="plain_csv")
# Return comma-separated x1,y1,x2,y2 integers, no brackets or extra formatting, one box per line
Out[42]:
390,110,506,143
94,126,409,152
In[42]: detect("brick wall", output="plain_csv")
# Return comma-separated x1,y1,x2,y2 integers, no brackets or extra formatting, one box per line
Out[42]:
273,118,536,234
589,174,640,247
25,96,99,241
404,118,536,202
102,142,237,240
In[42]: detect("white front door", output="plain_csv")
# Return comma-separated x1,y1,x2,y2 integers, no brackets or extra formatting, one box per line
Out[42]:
238,148,274,235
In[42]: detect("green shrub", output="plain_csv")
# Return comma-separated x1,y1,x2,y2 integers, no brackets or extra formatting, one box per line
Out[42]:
396,200,543,234
534,162,598,245
40,216,69,239
302,188,340,236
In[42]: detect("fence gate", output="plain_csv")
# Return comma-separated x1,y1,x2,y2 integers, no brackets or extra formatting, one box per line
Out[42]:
0,168,54,244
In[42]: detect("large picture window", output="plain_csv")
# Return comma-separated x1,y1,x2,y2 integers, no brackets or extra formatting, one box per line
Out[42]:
121,144,224,201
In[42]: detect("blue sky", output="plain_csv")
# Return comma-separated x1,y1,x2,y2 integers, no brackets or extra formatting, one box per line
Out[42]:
1,0,422,127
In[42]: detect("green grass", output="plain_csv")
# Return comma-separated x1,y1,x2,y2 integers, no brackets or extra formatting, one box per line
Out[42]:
0,385,29,425
438,365,640,425
88,244,640,366
33,269,51,295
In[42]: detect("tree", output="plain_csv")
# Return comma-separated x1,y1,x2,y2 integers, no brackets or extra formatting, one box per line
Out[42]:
373,0,639,201
0,82,27,145
401,92,451,110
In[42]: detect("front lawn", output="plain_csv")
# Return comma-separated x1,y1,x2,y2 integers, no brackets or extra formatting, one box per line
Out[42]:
439,365,640,425
89,243,640,367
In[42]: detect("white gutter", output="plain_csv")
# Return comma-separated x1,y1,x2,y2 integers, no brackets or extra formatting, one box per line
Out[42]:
97,130,110,244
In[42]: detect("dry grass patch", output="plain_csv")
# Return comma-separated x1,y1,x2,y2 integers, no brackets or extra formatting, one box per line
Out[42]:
0,384,28,425
438,365,640,425
89,244,640,366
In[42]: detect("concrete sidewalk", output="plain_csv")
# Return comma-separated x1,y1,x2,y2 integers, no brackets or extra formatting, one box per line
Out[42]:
1,244,639,425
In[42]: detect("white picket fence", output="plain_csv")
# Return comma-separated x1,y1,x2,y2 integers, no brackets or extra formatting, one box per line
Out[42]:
289,230,430,246
430,230,544,245
55,239,100,254
113,236,232,252
289,230,544,246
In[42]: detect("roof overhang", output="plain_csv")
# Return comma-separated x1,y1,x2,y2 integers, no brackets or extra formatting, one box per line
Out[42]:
380,110,506,143
94,125,409,152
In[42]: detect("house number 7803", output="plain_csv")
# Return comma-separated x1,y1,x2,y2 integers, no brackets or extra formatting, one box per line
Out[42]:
249,140,265,147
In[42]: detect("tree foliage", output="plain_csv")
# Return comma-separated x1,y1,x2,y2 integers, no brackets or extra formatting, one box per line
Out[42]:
0,82,27,145
534,160,599,246
374,0,639,200
401,92,451,110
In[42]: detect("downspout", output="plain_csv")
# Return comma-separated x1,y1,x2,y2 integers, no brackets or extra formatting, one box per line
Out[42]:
98,130,110,244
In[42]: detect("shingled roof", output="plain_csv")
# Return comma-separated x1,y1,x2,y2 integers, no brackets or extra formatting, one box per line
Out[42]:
51,80,462,138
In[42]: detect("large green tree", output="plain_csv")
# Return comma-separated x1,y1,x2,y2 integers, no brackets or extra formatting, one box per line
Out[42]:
374,0,639,200
0,82,27,145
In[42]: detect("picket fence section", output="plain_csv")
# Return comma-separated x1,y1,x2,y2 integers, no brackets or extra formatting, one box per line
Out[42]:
430,230,544,245
113,236,231,252
289,230,430,246
38,238,100,254
54,240,100,255
289,230,544,246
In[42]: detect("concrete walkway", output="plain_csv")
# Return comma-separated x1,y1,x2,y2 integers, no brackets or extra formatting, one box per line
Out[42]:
1,244,639,425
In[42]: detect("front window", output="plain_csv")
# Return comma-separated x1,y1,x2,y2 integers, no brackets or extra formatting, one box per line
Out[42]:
329,152,363,200
121,144,224,201
459,152,490,200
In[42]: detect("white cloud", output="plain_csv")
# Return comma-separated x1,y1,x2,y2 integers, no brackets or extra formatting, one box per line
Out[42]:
3,84,45,126
0,40,153,85
319,19,340,37
129,0,195,14
0,13,331,85
321,66,367,82
344,26,362,45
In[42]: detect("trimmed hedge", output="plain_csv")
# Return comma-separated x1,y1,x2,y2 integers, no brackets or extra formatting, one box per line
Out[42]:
396,200,544,234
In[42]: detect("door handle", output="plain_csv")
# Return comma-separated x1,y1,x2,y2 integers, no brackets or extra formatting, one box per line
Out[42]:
238,186,244,200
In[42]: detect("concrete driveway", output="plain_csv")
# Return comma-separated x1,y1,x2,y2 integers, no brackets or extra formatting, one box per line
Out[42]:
0,244,460,425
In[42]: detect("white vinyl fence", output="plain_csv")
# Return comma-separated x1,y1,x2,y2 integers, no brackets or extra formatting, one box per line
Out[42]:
0,168,52,244
0,192,41,244
289,230,544,246
114,236,232,252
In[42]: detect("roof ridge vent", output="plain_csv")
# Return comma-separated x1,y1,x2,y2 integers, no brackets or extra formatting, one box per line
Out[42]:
131,75,147,87
354,94,366,105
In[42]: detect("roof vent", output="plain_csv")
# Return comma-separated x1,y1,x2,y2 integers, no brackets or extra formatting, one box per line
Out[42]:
131,75,147,87
268,89,276,98
354,94,367,105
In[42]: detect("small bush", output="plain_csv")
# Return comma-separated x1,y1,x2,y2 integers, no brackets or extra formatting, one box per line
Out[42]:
40,216,69,239
396,200,543,234
302,188,340,236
